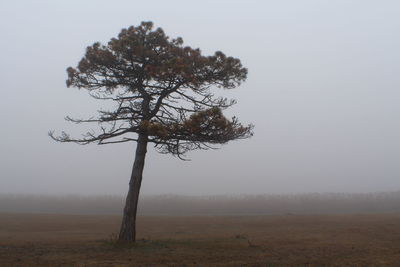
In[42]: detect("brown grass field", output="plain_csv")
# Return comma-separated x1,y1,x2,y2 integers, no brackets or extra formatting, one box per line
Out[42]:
1,213,400,266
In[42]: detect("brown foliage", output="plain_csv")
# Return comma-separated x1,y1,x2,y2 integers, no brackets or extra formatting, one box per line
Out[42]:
52,21,253,157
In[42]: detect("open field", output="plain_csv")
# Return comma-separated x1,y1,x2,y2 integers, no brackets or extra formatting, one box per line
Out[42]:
1,213,400,266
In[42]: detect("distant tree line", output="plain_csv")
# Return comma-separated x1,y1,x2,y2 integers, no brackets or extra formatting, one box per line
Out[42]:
1,192,400,215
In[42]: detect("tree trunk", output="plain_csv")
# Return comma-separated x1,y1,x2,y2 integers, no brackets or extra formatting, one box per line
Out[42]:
118,133,148,242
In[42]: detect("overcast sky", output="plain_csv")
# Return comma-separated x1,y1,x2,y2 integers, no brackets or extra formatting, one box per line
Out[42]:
1,0,399,196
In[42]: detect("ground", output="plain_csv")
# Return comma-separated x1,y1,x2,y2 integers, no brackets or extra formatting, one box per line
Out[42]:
1,213,400,266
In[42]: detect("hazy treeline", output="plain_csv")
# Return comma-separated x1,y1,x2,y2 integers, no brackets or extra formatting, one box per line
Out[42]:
1,192,400,215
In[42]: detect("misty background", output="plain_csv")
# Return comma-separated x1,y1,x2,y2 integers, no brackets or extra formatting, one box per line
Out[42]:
1,0,400,197
2,193,400,215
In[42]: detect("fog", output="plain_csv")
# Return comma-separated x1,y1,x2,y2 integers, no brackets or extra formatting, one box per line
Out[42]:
2,193,400,215
1,0,400,196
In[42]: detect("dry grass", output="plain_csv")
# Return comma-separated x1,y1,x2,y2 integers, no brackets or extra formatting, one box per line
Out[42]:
1,213,400,266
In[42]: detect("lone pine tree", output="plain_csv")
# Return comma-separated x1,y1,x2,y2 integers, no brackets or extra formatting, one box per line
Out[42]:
50,22,253,242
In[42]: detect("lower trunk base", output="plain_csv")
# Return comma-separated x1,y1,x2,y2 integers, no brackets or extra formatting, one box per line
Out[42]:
118,217,136,242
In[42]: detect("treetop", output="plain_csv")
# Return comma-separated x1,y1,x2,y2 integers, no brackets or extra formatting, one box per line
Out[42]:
51,21,253,158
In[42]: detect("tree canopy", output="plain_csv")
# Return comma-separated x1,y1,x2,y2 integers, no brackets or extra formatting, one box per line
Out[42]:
50,21,253,158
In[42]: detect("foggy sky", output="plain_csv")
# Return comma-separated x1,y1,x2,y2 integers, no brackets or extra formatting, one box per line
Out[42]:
1,0,400,196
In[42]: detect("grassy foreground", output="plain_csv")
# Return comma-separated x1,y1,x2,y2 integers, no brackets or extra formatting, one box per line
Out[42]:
1,213,400,266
